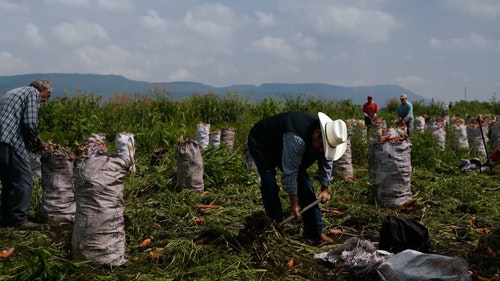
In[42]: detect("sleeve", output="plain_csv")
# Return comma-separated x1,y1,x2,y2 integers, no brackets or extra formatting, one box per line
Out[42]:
281,133,306,196
407,103,414,121
21,89,41,149
317,157,333,187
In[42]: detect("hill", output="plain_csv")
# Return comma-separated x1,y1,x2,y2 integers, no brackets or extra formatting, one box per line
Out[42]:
0,73,426,105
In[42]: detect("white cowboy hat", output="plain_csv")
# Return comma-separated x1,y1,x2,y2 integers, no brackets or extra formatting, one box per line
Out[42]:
318,112,348,161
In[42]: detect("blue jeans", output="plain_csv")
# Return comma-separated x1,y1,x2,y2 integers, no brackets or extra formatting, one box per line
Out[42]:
256,165,323,238
0,142,33,226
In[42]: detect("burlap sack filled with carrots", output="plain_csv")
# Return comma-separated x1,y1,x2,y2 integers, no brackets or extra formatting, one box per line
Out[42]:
429,117,446,149
491,124,500,151
40,145,76,223
333,138,354,180
176,137,204,192
371,139,413,208
467,125,488,160
451,119,469,151
71,140,130,266
221,126,235,150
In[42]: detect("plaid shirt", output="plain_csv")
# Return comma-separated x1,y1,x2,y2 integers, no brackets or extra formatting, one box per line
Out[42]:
0,86,41,163
281,132,333,196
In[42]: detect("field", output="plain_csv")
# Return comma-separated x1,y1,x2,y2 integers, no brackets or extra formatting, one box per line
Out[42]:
0,92,499,280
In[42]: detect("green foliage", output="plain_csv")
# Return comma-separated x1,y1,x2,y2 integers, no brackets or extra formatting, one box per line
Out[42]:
450,100,500,117
2,92,498,280
202,146,258,188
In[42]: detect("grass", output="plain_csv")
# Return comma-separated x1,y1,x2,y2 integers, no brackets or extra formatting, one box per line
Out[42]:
1,93,499,280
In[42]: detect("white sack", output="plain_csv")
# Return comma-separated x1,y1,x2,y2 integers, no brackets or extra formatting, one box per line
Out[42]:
377,249,471,281
196,123,210,149
115,132,136,173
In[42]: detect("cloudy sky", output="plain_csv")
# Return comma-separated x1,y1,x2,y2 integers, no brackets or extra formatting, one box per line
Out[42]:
1,0,499,103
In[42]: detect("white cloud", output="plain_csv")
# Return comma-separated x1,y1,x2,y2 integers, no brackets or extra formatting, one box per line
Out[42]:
140,10,168,29
250,35,300,61
255,11,275,26
169,69,192,81
183,3,236,43
429,33,498,52
43,0,133,10
96,0,133,11
57,44,151,81
42,0,90,7
0,52,30,74
291,33,318,49
279,0,398,43
52,20,108,45
0,0,24,12
442,0,500,18
303,50,321,61
395,75,426,89
24,23,45,47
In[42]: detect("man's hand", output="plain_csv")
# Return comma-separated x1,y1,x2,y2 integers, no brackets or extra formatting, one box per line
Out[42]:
31,141,47,153
289,195,300,219
318,189,330,203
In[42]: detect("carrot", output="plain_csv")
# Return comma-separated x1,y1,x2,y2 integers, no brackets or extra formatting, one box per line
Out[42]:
194,217,205,225
196,236,210,244
287,259,294,267
140,238,151,248
149,251,161,259
196,204,221,209
474,228,491,234
0,248,15,258
449,225,457,230
486,246,496,257
329,228,342,235
331,209,343,215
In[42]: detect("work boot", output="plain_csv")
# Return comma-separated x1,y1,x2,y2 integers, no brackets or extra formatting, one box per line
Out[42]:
16,220,42,230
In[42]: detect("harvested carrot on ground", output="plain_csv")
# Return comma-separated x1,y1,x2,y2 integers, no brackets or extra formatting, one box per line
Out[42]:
486,246,496,257
194,217,205,225
474,228,491,234
329,228,342,235
331,209,343,215
287,259,294,267
196,236,210,244
140,238,151,248
0,248,15,258
196,204,221,209
149,251,161,259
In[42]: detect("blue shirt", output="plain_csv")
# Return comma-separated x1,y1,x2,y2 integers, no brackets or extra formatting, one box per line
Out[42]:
281,132,332,196
397,101,414,122
0,86,42,162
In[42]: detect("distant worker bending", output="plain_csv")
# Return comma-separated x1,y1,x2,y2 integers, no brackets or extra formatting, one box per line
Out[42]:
397,93,414,136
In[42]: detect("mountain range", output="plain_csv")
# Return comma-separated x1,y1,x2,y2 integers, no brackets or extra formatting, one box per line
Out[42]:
0,73,425,106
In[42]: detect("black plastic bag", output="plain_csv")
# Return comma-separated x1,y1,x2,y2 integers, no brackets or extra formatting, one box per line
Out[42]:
379,215,433,254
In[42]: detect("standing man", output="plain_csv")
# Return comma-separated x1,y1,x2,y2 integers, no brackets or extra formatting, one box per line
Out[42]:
247,112,348,243
397,93,414,136
362,95,378,134
0,79,52,229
